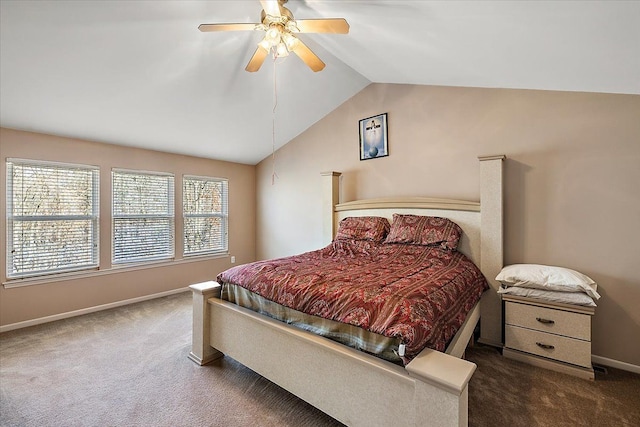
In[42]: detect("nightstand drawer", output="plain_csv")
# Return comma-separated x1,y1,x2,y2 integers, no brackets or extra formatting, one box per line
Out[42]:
505,301,591,340
505,325,592,368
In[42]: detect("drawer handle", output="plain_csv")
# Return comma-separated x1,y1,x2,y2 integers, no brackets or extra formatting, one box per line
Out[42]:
536,317,555,325
536,342,555,350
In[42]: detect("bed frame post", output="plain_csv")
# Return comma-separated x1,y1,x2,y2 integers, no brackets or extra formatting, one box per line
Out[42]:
478,155,506,347
321,171,341,245
188,281,223,365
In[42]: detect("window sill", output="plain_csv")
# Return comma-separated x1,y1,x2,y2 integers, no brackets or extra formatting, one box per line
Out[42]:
2,253,229,289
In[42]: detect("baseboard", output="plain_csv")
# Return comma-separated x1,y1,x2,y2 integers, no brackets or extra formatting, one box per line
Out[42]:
477,337,503,348
592,355,640,375
0,287,189,333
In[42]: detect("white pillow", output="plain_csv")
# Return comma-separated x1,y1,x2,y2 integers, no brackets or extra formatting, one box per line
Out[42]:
495,264,600,300
497,286,597,307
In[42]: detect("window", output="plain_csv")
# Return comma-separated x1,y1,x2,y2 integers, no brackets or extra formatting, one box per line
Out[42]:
112,169,174,264
183,176,228,256
6,159,99,278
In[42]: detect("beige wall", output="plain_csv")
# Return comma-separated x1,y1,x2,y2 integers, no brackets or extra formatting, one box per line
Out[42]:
256,84,640,366
0,127,256,326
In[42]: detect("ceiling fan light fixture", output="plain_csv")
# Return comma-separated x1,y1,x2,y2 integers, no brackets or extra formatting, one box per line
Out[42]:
265,26,282,45
199,0,348,72
258,37,271,51
276,42,289,57
259,24,298,58
282,32,299,51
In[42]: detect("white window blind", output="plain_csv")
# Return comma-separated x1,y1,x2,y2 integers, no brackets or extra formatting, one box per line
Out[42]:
183,176,228,256
112,169,174,264
6,159,99,278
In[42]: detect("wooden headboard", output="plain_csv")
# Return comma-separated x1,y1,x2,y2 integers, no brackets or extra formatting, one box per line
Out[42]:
321,155,505,347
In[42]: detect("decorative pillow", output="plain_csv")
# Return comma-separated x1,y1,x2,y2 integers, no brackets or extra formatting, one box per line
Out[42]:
335,216,390,242
495,264,600,300
383,214,462,250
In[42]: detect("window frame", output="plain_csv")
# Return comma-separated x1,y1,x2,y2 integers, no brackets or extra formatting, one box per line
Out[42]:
182,175,229,257
111,168,175,265
6,158,100,279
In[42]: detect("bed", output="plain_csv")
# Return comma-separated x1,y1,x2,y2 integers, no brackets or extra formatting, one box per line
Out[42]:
189,155,505,427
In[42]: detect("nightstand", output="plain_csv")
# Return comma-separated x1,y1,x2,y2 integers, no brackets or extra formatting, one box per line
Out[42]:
502,294,595,380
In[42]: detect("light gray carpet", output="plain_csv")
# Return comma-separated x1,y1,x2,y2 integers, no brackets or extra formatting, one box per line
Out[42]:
1,292,638,427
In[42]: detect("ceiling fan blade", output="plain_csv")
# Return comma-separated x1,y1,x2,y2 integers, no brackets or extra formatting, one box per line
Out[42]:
245,46,269,72
291,39,325,72
198,23,258,32
260,0,281,17
295,18,350,34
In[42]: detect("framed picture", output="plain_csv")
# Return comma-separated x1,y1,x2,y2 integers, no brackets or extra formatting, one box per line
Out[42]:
359,113,388,161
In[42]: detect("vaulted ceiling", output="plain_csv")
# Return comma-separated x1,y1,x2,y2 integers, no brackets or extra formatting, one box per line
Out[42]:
1,1,639,165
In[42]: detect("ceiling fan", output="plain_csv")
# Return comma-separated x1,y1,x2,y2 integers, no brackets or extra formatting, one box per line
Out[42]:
198,0,349,72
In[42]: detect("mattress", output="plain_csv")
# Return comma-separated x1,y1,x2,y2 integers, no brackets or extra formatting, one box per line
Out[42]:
221,282,403,363
218,238,488,363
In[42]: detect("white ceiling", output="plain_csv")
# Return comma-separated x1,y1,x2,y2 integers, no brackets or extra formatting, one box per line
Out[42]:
2,1,639,165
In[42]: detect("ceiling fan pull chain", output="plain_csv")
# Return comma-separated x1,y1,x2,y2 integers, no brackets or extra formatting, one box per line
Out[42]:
271,55,279,185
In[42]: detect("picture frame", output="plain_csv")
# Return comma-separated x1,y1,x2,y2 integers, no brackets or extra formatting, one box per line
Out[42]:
359,113,388,161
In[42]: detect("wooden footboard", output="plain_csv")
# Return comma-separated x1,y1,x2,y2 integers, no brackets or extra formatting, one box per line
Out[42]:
190,281,476,427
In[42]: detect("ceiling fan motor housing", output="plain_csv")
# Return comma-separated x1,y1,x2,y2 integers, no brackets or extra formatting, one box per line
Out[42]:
261,5,294,26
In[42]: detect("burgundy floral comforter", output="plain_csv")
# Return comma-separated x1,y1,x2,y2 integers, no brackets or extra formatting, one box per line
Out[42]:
217,239,488,361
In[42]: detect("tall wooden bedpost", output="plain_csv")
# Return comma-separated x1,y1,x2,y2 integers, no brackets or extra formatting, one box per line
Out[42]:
478,155,506,347
321,171,341,245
